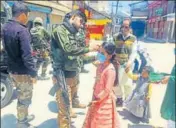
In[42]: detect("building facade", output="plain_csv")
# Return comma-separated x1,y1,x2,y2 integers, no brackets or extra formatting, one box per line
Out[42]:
130,1,148,21
147,0,175,42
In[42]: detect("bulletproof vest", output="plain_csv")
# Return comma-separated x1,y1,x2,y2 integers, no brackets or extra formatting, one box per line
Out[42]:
114,33,136,65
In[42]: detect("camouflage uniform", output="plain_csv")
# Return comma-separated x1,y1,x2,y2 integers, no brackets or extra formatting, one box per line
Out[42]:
30,17,50,79
50,10,89,127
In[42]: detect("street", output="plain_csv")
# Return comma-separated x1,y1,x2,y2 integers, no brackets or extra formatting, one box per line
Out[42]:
1,41,175,128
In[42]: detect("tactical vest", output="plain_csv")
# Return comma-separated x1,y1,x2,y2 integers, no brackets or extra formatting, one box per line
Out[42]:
114,33,136,65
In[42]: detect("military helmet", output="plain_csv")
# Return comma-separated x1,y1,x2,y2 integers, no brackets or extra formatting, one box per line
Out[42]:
34,17,43,25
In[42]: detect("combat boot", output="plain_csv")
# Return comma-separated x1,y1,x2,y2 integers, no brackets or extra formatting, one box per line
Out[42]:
26,114,35,122
17,122,36,128
17,114,35,123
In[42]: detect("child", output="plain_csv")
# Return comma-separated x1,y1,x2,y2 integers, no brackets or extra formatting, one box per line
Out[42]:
124,66,154,123
82,42,120,128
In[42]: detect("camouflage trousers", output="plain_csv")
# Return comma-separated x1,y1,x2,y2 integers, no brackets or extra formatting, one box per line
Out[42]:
36,57,50,76
65,74,80,109
53,69,71,128
10,74,33,122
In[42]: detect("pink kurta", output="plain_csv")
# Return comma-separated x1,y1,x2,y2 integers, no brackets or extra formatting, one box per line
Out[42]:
82,63,120,128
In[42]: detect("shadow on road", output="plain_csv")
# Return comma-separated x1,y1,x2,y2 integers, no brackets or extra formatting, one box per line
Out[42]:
1,114,16,128
37,118,57,128
37,118,76,128
48,101,58,113
128,124,153,128
118,108,141,124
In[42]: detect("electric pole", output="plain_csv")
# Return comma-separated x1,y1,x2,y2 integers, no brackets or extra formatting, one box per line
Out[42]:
111,1,119,35
111,2,114,35
115,0,119,16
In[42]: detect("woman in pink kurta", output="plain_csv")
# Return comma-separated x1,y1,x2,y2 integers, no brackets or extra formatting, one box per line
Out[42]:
83,42,120,128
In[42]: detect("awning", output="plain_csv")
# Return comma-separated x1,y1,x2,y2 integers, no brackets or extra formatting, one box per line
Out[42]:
7,1,52,14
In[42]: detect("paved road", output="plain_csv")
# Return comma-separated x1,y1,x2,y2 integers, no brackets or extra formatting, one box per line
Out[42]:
1,41,175,128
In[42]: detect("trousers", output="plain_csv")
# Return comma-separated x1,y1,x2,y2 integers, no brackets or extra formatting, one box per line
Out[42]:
114,65,134,100
10,74,33,122
53,69,71,128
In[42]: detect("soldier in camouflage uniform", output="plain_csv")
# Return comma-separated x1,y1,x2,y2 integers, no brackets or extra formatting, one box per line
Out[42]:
113,19,138,106
49,10,99,127
30,17,51,80
2,2,37,128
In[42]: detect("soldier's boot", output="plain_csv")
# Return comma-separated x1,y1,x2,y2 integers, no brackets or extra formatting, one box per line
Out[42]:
17,115,35,123
68,85,77,118
72,86,86,109
26,114,35,122
17,107,36,128
17,122,36,128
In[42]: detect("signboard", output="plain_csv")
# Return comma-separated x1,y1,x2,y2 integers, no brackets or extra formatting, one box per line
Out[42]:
155,8,163,16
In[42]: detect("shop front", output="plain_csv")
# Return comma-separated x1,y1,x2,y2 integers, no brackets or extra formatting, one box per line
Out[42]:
7,1,52,31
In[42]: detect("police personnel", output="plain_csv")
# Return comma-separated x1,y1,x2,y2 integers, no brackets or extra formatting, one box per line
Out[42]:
49,9,99,127
30,17,50,80
2,2,37,128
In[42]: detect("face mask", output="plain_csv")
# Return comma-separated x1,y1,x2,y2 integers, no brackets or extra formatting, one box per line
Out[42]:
97,52,106,63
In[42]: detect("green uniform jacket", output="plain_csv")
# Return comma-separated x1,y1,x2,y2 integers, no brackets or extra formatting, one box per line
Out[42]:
51,24,89,71
160,64,175,121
